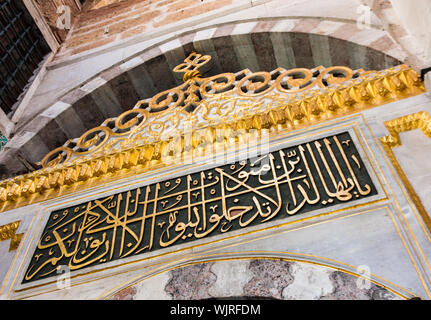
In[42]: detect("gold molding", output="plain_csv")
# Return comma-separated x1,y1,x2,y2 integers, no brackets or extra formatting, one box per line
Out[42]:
173,51,211,81
0,58,425,211
0,221,23,252
380,111,431,232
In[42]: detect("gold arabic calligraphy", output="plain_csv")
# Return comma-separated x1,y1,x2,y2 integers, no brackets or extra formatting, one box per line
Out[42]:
24,132,376,283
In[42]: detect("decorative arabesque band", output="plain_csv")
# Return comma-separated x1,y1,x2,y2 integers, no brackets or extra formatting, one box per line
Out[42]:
39,61,422,169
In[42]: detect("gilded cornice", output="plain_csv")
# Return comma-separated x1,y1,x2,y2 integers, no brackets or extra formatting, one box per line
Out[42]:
0,52,425,212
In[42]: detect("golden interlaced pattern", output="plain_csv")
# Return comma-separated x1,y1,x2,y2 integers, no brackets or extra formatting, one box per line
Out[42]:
39,55,422,169
0,52,425,210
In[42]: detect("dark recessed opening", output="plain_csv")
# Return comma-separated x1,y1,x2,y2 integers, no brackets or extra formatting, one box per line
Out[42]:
0,0,51,118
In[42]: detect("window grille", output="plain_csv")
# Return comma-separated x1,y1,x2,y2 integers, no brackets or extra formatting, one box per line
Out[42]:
0,0,50,116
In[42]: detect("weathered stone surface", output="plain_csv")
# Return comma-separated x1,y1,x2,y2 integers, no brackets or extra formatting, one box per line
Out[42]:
165,262,217,300
320,271,398,300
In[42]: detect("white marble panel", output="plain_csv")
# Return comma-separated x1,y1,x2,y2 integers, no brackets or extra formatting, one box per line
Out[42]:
393,130,431,214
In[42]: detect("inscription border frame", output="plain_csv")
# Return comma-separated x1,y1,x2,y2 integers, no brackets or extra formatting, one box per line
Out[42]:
9,116,390,297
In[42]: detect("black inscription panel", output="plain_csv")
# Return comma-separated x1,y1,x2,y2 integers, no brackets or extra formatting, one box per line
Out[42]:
23,132,377,283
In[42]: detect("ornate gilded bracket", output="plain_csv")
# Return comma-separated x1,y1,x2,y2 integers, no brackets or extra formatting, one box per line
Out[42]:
0,221,23,251
380,111,431,231
173,51,212,82
380,111,431,147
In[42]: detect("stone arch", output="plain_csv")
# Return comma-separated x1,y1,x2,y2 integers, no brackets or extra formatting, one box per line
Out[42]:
1,18,408,177
101,255,409,300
